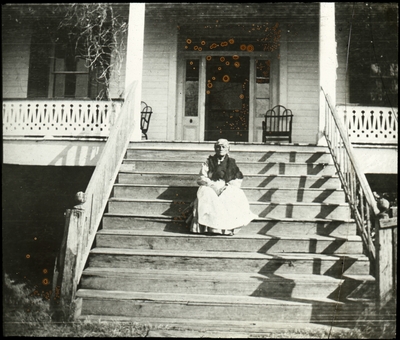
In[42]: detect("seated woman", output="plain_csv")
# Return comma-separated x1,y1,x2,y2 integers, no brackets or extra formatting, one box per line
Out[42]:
190,139,257,235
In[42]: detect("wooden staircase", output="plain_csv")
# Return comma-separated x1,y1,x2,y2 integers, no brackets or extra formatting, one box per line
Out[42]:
75,141,376,336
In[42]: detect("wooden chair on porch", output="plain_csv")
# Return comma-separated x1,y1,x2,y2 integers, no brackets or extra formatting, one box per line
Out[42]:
141,101,153,140
262,105,293,143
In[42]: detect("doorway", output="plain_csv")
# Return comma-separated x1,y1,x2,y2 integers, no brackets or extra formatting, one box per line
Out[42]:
179,54,277,142
204,56,250,142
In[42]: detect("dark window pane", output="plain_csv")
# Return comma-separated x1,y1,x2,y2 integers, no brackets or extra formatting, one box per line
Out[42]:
27,27,51,98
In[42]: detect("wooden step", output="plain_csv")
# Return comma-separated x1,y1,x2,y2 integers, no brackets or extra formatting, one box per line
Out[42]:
120,160,337,176
77,315,365,337
95,229,363,254
76,141,374,328
81,268,375,301
75,289,371,323
88,248,371,276
107,198,351,220
128,141,331,153
113,184,346,203
101,214,358,236
126,148,333,163
117,172,342,189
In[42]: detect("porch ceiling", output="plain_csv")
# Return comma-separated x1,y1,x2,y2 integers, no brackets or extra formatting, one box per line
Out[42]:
145,3,319,22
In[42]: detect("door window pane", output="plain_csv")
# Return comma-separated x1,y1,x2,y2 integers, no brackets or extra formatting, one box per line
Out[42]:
256,59,270,117
185,59,199,116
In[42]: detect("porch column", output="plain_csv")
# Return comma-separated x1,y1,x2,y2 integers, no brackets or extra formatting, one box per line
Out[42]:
318,2,337,145
125,3,145,141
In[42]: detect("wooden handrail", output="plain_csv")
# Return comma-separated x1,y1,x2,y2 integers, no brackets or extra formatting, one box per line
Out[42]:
321,87,380,264
73,81,139,283
52,83,139,319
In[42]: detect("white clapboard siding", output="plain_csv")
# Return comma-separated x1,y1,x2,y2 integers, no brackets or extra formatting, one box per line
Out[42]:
141,21,177,140
287,20,320,144
2,27,31,99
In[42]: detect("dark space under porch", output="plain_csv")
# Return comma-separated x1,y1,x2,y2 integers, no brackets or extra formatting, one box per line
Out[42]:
2,164,94,295
1,164,397,295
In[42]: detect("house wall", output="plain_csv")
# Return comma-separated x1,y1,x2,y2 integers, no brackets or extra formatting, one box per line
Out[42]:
139,15,322,144
2,20,127,101
335,16,349,106
2,25,31,98
286,20,320,144
0,5,325,144
140,19,178,141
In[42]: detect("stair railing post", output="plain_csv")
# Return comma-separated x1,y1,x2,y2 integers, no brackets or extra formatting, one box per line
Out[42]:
375,215,397,311
51,208,85,321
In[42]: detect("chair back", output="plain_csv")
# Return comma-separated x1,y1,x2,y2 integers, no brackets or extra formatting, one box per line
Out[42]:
140,101,153,140
262,105,293,143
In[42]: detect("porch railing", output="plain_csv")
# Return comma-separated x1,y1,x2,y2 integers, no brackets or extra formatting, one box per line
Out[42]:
2,99,123,138
337,105,398,144
321,88,380,264
51,82,139,319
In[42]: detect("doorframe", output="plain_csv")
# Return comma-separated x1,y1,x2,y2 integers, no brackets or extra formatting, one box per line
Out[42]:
176,50,280,142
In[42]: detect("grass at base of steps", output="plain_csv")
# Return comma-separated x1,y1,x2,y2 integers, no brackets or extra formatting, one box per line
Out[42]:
3,274,395,338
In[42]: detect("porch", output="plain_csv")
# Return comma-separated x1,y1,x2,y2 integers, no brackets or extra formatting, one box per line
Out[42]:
3,99,397,174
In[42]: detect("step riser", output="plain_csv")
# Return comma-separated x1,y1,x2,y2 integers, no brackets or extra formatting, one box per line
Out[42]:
102,217,358,237
88,254,370,276
113,186,346,204
78,297,364,322
120,162,337,176
80,275,370,301
126,149,333,163
95,234,363,254
108,201,351,220
80,298,313,321
117,173,342,189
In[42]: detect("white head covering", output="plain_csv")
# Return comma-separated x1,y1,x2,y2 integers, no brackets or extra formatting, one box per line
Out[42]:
215,138,229,147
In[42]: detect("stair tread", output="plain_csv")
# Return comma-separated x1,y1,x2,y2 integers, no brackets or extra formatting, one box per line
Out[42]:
127,145,331,153
113,183,344,191
118,171,339,178
90,247,369,260
82,267,374,283
78,315,355,333
123,158,332,165
76,288,344,305
108,197,348,206
129,140,329,147
96,229,361,241
102,212,355,223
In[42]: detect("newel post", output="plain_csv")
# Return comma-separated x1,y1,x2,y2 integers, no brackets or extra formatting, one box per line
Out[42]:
375,211,397,311
51,208,85,321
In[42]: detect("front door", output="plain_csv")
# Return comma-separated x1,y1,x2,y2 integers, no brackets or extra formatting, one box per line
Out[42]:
204,55,250,142
178,54,278,142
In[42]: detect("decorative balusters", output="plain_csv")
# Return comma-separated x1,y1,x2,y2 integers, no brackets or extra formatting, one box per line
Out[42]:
337,105,398,144
2,100,122,137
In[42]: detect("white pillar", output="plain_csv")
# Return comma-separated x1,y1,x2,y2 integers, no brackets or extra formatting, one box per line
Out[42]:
318,2,337,145
125,3,145,141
